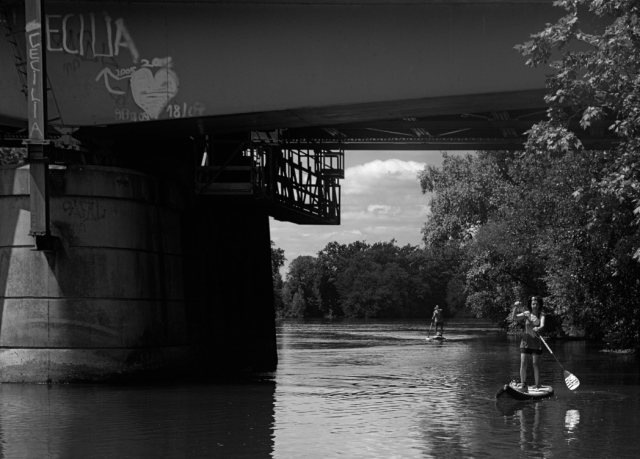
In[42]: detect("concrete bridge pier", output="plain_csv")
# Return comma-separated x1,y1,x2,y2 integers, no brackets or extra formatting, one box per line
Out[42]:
0,162,277,382
184,198,277,374
0,164,191,382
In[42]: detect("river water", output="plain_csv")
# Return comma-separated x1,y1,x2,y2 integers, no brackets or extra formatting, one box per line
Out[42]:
0,319,638,458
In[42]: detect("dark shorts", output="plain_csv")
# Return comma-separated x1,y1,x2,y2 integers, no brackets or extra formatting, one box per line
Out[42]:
520,347,543,355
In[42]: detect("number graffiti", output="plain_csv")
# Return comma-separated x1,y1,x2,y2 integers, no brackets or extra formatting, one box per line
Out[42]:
115,101,205,122
165,102,206,119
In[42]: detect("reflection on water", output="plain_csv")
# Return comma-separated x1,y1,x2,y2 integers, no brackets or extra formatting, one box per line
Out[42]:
565,409,580,432
0,382,275,459
0,319,638,458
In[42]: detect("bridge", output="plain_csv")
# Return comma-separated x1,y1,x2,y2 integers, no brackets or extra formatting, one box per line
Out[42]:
0,0,606,382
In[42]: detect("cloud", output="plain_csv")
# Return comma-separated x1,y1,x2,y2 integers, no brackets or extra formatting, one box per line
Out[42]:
367,204,402,215
343,159,426,196
341,211,369,220
367,204,390,213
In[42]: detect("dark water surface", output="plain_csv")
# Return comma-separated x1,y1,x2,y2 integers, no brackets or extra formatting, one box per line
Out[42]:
1,319,639,458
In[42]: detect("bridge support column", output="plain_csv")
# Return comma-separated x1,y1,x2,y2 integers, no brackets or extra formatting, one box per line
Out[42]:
0,165,190,382
185,198,277,373
0,161,277,382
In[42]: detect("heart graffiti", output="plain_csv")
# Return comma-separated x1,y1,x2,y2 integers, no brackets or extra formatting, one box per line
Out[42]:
130,67,179,119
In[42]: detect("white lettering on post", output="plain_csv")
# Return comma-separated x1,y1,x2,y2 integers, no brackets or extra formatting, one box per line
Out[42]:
26,19,45,140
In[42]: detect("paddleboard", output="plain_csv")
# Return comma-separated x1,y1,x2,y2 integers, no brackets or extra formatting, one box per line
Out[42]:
426,335,446,342
495,380,554,401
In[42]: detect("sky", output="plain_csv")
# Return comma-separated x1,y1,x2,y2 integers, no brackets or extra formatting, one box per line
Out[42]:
269,150,469,276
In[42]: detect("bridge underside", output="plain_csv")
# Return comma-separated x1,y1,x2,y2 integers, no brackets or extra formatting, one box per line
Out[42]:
2,88,618,151
73,91,616,151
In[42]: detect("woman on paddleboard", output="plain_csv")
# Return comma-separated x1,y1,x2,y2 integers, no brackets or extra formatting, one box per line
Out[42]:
511,296,546,392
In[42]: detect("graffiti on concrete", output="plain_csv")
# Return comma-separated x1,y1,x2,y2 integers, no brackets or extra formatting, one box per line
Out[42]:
96,58,179,120
164,101,206,119
26,19,45,141
46,12,139,62
47,10,195,121
130,64,179,120
62,199,106,222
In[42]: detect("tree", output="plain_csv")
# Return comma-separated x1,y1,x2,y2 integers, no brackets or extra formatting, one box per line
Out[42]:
282,255,320,318
315,241,370,318
271,241,285,279
418,151,541,324
445,274,469,317
335,256,410,318
419,147,640,346
515,0,640,348
418,151,520,244
280,239,451,319
291,289,306,318
270,241,286,317
516,0,640,259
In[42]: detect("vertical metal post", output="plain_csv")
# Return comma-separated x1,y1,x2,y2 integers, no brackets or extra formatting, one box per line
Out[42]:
24,0,54,250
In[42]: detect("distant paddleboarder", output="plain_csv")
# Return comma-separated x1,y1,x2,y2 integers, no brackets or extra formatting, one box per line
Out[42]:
432,305,444,336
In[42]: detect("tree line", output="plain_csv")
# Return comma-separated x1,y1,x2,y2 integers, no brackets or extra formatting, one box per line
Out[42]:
271,240,459,319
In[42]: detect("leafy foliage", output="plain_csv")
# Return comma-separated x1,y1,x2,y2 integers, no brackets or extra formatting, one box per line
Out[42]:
419,148,640,349
271,241,286,281
271,241,286,317
281,255,320,318
516,0,640,261
0,148,26,165
418,152,499,244
512,0,640,349
280,240,452,319
414,1,640,349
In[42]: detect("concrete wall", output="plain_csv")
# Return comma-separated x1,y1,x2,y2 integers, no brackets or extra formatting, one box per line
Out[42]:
0,165,190,382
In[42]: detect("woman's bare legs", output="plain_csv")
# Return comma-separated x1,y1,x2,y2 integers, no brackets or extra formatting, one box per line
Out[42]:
520,352,530,386
532,353,541,388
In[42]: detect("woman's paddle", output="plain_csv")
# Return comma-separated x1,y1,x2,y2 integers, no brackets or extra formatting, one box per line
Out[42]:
427,321,433,339
536,332,580,390
520,309,581,390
